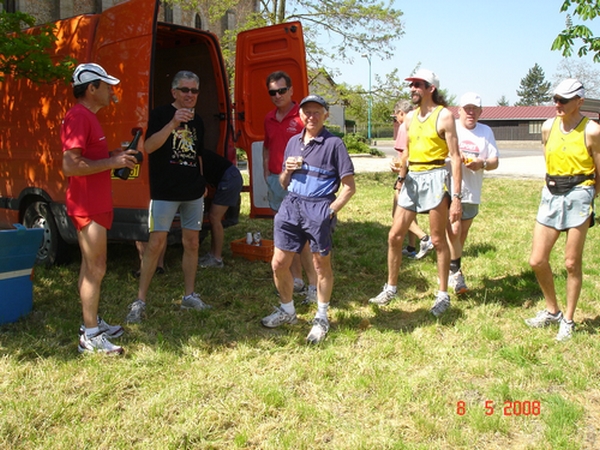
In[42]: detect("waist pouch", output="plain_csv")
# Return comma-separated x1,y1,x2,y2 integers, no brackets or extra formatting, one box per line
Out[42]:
545,173,595,195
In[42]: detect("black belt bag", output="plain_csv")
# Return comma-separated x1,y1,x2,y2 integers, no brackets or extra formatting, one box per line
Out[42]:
545,173,595,195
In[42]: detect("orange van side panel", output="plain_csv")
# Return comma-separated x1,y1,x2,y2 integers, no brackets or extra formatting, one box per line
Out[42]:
0,16,97,208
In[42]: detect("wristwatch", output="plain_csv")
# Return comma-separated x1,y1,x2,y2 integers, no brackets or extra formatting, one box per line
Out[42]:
482,160,488,170
452,192,463,200
328,207,336,218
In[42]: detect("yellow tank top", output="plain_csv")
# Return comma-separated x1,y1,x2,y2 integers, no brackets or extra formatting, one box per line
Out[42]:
546,116,595,183
407,105,448,172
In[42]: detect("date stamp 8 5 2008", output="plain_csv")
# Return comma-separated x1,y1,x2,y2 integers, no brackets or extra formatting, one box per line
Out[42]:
456,400,541,417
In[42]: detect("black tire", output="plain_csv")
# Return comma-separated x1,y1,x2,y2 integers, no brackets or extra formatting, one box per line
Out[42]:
23,201,69,266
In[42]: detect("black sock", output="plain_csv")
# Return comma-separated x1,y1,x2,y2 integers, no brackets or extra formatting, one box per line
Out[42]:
450,258,461,274
421,235,429,242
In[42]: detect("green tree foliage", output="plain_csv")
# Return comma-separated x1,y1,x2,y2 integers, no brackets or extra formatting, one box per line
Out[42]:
171,0,403,74
0,11,74,83
515,63,551,106
497,95,510,106
552,0,600,62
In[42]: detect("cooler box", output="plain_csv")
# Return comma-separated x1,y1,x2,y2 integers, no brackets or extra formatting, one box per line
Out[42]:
0,224,44,324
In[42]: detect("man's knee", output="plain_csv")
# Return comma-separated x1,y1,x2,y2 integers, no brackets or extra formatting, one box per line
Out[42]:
564,256,582,274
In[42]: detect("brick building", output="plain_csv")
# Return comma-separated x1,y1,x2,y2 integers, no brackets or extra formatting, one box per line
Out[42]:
1,0,257,38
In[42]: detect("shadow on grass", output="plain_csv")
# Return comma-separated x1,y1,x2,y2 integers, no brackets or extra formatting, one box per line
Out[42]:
461,270,541,307
579,315,600,335
0,217,548,359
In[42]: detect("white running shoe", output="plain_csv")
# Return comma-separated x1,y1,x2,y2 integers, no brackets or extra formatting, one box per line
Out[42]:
430,292,450,317
306,317,330,344
78,332,124,355
415,237,434,260
181,292,212,310
368,284,397,306
261,306,298,328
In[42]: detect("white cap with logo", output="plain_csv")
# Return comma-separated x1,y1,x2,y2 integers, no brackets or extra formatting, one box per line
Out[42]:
554,78,585,99
72,63,120,87
405,69,440,89
460,92,482,108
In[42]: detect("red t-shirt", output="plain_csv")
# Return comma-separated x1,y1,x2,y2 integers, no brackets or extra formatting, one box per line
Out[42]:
263,103,304,174
61,103,113,216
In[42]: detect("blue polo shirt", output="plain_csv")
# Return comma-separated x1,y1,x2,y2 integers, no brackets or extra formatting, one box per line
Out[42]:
282,128,354,199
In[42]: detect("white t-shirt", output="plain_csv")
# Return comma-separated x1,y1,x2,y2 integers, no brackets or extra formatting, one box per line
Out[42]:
455,121,499,204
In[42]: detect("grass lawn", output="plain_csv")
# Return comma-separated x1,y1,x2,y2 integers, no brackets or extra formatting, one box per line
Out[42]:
1,173,599,449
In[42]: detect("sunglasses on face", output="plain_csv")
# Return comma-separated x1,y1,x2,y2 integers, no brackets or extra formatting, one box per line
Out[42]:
175,87,200,94
268,87,289,96
553,96,572,105
409,81,429,89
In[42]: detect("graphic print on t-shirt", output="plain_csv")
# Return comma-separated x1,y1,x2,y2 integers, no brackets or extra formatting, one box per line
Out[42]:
459,139,480,162
171,125,198,167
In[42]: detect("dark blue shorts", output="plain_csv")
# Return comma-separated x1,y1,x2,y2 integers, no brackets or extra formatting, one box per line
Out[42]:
213,165,243,207
274,194,336,257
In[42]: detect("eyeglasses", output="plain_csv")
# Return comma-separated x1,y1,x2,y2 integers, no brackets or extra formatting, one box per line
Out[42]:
553,96,572,105
268,87,289,96
175,87,200,94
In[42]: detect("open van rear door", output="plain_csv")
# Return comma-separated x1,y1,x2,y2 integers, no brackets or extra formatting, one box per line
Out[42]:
234,22,308,218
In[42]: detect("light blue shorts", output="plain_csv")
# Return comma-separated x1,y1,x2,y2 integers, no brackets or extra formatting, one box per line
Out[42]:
398,167,449,213
536,185,594,231
461,203,479,221
267,173,288,212
148,198,204,232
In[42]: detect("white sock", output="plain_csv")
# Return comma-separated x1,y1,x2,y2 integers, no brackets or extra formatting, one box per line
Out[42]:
85,326,99,337
386,284,397,293
316,302,329,321
280,301,295,315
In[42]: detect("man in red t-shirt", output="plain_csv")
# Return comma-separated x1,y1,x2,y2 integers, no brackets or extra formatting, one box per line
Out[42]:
61,63,138,354
263,71,317,303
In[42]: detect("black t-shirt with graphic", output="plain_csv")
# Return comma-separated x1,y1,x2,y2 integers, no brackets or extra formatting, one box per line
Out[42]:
146,104,206,201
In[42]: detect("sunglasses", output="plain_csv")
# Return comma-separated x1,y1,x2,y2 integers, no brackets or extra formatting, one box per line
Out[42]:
268,87,289,96
552,96,572,105
409,81,429,89
175,87,200,94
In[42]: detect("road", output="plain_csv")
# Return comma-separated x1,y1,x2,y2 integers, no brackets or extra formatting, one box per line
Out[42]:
350,141,545,179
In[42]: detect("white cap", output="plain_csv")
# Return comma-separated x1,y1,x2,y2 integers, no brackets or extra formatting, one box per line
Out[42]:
460,92,482,107
72,63,120,87
554,78,585,99
405,69,440,89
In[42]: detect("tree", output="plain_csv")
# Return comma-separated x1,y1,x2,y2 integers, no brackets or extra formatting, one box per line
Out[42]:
552,0,600,62
497,95,510,106
0,11,74,83
171,0,403,73
553,58,600,98
515,63,551,106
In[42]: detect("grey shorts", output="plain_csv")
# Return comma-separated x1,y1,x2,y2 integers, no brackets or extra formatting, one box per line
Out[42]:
213,165,243,207
148,198,204,232
398,167,449,213
536,185,594,231
267,173,288,211
461,203,479,221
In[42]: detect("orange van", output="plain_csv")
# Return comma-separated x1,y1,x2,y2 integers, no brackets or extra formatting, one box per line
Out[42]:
0,0,307,265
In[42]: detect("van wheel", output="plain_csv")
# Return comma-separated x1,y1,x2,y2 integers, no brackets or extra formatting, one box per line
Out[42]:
23,201,69,266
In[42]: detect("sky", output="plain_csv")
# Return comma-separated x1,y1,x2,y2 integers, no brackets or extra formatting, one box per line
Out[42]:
321,0,599,106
